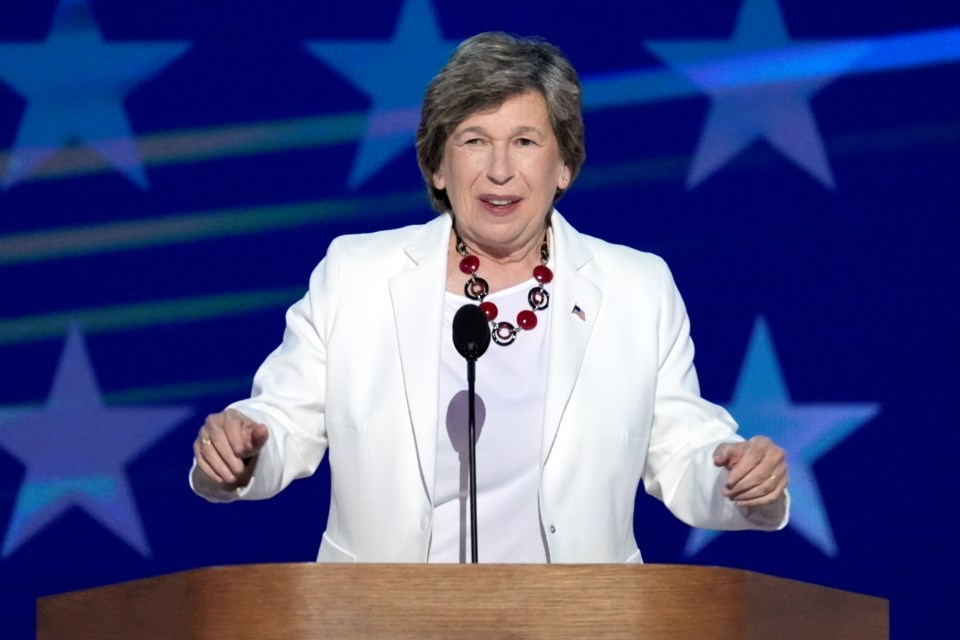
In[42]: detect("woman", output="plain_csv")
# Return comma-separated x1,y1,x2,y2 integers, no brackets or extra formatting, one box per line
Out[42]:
191,32,788,563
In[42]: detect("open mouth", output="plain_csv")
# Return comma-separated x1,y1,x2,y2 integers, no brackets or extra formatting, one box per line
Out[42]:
480,196,521,211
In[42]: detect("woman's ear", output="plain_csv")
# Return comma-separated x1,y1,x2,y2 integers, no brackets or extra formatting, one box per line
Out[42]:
433,171,445,190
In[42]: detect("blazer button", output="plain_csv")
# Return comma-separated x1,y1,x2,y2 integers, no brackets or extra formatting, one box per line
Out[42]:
549,525,556,534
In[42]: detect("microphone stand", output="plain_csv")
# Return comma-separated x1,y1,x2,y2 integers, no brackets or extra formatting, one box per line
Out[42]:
466,355,479,564
452,303,489,564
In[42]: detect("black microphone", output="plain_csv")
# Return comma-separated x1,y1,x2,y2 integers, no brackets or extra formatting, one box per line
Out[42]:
451,304,490,563
453,303,491,360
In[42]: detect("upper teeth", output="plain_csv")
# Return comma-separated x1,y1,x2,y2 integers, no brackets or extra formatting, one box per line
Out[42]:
489,199,511,205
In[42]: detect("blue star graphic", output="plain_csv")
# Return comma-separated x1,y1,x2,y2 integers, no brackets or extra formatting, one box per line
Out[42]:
0,324,192,557
684,317,879,557
305,0,458,188
645,0,870,188
0,0,190,189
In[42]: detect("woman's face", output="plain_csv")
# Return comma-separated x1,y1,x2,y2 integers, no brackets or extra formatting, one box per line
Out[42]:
433,91,570,259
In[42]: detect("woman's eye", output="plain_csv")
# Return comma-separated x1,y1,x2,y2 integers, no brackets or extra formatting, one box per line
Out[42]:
516,138,535,147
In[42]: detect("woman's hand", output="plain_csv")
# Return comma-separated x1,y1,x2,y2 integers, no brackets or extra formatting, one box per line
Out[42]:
193,408,269,490
713,436,788,507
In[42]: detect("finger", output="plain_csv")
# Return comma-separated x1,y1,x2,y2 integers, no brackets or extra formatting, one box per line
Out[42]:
223,409,268,459
222,414,250,461
726,454,782,498
207,411,249,474
713,442,738,467
209,425,247,477
728,462,788,502
723,437,776,491
193,439,224,484
734,474,789,507
722,450,763,493
193,438,230,485
247,423,269,456
727,441,787,499
197,430,242,483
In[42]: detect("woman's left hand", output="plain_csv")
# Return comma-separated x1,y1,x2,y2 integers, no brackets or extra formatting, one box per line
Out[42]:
713,436,788,507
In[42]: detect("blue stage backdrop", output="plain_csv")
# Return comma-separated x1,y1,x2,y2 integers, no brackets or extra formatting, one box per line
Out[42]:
1,0,957,637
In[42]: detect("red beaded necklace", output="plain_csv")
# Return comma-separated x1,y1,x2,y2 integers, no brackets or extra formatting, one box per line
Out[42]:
455,231,553,346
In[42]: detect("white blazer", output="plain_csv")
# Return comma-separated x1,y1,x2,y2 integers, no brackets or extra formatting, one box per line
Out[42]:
198,211,786,562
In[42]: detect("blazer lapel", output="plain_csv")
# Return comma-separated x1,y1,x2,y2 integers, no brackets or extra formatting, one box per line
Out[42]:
389,214,452,503
541,211,602,465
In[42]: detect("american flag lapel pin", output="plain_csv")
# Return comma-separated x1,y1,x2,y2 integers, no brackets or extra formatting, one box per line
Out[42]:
571,304,586,321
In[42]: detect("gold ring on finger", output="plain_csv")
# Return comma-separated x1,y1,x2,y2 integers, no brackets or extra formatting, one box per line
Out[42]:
201,437,213,446
769,473,777,482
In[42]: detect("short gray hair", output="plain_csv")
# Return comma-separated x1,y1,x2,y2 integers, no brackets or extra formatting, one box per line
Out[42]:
416,32,585,213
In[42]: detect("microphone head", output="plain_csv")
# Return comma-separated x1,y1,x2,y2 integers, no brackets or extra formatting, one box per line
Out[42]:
452,304,491,360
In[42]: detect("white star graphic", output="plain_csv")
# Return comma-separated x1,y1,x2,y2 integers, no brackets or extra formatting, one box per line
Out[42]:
0,325,192,557
684,317,880,557
305,0,458,188
0,0,190,189
645,0,870,188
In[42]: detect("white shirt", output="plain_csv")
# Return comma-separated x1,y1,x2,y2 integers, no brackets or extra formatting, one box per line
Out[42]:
430,279,552,563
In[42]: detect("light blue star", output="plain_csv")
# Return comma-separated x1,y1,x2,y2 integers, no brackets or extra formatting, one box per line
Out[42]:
645,0,870,188
0,0,190,189
684,317,880,557
305,0,458,188
0,324,192,557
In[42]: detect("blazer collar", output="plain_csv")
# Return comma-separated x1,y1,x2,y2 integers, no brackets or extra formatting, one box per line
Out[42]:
389,214,452,503
541,210,602,465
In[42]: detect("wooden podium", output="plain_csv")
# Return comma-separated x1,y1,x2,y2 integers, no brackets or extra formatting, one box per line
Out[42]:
37,563,888,639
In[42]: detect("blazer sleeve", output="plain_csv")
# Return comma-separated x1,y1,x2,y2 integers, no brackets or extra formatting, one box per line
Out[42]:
641,259,787,531
191,240,341,503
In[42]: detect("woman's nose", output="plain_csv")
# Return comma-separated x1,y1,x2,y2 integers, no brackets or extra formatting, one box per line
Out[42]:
486,147,514,185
